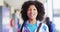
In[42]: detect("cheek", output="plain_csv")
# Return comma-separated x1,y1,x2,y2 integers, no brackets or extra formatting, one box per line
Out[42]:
35,11,38,16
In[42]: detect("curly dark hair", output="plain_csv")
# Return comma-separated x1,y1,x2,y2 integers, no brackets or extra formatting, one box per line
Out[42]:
21,1,45,21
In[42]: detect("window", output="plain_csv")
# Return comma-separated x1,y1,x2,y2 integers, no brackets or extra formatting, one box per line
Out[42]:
53,0,60,32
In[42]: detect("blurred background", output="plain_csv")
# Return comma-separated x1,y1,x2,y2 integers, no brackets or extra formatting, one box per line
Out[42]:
0,0,60,32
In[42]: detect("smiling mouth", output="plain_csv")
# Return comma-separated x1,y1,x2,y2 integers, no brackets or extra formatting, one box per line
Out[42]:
30,14,35,17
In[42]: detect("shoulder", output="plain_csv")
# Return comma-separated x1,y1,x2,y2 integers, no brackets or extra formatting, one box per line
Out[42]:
42,23,48,30
37,20,48,28
37,20,49,31
42,23,49,32
39,23,49,32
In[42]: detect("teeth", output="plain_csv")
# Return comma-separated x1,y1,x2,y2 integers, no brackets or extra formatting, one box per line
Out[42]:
30,14,34,16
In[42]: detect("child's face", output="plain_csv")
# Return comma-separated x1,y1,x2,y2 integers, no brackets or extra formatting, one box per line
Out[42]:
27,5,38,20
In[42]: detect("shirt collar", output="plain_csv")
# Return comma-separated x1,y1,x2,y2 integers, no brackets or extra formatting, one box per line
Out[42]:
25,20,42,27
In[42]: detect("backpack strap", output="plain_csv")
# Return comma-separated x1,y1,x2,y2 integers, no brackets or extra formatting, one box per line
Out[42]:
20,21,26,32
36,23,42,32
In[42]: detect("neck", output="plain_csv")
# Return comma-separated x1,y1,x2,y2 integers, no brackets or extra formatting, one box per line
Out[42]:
29,19,36,24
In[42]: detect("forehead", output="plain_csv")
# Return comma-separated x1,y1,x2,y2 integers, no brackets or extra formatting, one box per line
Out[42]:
28,5,36,9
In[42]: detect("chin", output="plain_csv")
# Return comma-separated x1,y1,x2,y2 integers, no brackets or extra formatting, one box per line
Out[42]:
30,18,35,20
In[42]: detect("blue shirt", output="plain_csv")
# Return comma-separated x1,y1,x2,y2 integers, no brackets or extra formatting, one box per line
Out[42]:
27,22,37,32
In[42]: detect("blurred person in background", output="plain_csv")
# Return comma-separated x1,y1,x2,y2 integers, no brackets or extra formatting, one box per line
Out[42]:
45,17,56,32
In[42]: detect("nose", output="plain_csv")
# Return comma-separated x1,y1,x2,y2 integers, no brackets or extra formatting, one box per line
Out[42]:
30,9,34,13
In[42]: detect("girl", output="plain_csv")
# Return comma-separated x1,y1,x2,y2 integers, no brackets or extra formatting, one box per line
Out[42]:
20,1,49,32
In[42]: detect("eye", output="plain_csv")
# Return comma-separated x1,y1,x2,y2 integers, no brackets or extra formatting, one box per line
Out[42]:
34,9,35,10
33,9,37,11
34,9,36,10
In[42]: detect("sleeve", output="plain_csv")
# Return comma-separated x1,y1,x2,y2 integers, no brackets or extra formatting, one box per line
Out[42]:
39,23,49,32
42,23,49,32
